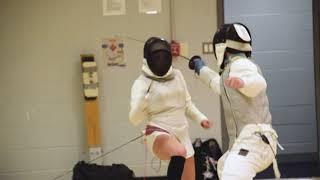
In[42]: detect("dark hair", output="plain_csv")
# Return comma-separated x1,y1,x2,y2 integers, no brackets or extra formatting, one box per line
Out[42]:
226,47,251,58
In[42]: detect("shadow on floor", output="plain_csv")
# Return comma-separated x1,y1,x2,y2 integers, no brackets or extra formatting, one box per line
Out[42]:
256,162,320,179
134,162,320,179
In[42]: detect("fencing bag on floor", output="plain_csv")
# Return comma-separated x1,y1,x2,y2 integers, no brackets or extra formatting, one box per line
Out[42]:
193,138,222,180
72,161,135,180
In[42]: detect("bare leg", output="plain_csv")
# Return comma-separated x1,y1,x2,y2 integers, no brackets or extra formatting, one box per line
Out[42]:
182,156,195,180
152,134,187,180
152,134,186,160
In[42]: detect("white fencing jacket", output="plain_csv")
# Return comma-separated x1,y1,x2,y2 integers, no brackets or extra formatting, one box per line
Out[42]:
129,60,208,134
197,53,272,145
198,55,267,97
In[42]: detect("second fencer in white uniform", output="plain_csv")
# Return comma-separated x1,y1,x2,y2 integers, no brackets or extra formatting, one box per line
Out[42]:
129,37,212,180
188,23,282,180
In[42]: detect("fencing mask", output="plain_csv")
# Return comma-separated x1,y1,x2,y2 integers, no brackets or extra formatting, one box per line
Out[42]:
144,37,172,77
213,23,252,71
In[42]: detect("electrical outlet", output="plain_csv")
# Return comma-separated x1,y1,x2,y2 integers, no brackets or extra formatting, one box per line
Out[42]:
202,42,214,54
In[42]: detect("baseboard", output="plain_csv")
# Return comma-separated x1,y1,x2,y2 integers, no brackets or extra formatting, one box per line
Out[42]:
256,153,320,179
276,153,319,163
134,177,166,180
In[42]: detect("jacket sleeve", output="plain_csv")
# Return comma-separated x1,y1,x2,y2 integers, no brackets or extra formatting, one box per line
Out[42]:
177,70,208,124
229,59,267,98
198,66,221,95
129,78,150,126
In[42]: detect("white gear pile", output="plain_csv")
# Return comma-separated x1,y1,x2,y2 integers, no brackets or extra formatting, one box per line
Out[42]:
82,61,99,98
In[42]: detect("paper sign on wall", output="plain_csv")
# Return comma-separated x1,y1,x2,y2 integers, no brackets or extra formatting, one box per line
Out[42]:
102,37,126,66
103,0,126,16
139,0,162,14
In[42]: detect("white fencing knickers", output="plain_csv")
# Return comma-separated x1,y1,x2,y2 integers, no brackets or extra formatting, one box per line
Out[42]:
217,124,281,180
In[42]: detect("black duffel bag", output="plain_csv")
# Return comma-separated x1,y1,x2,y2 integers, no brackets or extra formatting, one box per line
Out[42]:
72,161,135,180
193,138,222,180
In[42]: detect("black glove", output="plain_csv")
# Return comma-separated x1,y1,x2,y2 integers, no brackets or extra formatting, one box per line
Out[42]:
188,56,206,75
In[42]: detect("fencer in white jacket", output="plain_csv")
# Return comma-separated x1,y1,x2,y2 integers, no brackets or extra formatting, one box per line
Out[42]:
188,23,281,180
129,37,212,180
